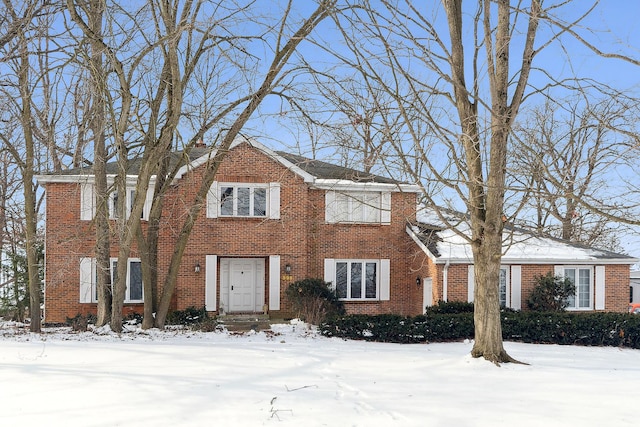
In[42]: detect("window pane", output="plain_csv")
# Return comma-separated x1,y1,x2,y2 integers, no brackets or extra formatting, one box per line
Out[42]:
351,195,364,222
578,269,590,308
350,262,362,299
365,262,377,298
112,192,119,218
335,193,349,222
129,261,143,301
254,188,266,216
220,187,234,215
336,262,347,299
237,187,250,216
364,194,381,223
564,269,576,308
499,268,507,307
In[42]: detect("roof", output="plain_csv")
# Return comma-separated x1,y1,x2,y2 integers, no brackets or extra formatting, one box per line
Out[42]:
407,207,639,265
275,151,400,184
36,137,420,192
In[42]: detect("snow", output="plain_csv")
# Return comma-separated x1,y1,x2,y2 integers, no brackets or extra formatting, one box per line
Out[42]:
415,207,639,264
1,320,639,427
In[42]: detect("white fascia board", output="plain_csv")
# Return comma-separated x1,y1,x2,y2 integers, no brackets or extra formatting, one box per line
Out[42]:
406,225,438,262
35,174,155,186
313,179,421,193
434,256,639,265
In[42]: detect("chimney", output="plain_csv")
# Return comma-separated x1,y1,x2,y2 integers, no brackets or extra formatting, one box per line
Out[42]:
195,138,206,148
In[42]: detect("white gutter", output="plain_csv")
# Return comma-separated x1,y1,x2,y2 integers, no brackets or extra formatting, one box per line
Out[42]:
313,179,421,193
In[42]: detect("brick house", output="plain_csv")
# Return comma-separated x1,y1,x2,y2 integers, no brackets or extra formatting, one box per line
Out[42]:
37,138,637,323
407,210,638,313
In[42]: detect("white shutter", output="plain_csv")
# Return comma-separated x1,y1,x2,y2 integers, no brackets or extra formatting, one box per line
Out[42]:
205,255,217,311
325,191,337,223
269,182,281,219
554,265,564,277
324,259,335,290
379,259,390,301
467,265,475,302
423,278,433,312
380,192,391,224
595,265,605,310
511,265,522,310
207,181,218,218
142,183,154,221
269,255,281,311
79,257,94,303
80,183,95,221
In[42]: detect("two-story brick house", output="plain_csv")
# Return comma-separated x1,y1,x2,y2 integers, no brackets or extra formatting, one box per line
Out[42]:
37,138,637,324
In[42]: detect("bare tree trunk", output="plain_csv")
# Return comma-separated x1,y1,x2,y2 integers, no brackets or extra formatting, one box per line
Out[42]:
154,0,337,328
17,34,42,332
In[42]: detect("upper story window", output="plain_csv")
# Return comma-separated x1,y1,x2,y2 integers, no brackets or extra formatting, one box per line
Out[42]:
325,191,391,224
220,185,267,217
80,183,153,221
207,181,280,219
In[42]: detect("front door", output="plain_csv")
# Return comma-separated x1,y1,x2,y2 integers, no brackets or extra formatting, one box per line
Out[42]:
229,259,256,312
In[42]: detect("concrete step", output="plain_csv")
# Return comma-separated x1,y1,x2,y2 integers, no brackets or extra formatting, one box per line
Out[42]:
217,314,272,332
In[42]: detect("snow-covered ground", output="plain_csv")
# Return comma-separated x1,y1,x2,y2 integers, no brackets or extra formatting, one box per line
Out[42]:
1,320,638,427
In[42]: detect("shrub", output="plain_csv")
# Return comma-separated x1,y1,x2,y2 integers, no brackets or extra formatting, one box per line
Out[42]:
425,301,474,315
166,306,209,325
285,278,345,325
65,313,96,332
527,272,576,311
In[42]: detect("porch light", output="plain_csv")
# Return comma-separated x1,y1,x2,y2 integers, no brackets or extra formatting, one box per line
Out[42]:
285,264,292,274
195,262,201,273
416,276,421,287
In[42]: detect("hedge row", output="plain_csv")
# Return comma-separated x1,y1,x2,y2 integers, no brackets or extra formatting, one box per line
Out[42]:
319,311,640,348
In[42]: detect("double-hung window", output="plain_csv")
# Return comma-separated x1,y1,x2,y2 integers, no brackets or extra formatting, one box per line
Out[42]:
220,185,267,217
325,191,391,224
499,268,509,307
335,260,379,300
563,267,592,309
80,258,143,304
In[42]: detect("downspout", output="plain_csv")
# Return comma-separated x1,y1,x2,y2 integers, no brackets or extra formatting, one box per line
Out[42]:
443,260,450,302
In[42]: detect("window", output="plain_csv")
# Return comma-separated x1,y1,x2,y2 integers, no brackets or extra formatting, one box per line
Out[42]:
219,184,267,217
80,258,143,303
325,191,391,224
109,188,144,219
335,260,379,300
499,268,508,307
563,267,592,309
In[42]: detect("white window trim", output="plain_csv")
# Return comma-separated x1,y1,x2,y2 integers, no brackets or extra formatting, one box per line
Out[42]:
333,259,381,301
325,191,391,225
499,267,510,308
208,182,279,219
80,258,144,304
556,265,594,311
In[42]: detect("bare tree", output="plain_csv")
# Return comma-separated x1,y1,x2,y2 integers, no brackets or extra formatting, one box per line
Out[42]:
316,0,640,363
510,96,637,250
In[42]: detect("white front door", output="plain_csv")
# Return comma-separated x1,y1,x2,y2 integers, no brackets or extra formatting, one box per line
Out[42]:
229,259,256,312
